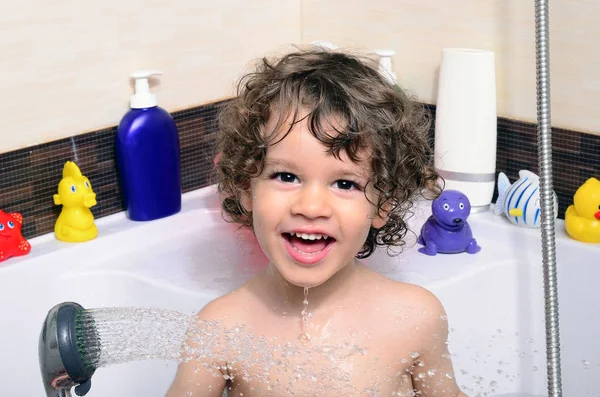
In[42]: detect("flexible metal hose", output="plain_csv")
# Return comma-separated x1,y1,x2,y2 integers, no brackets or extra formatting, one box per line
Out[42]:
534,1,562,395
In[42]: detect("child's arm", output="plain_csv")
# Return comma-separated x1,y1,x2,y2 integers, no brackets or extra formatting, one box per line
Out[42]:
166,301,228,397
410,289,467,397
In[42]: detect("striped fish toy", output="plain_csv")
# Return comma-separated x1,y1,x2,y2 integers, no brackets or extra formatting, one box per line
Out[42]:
494,170,558,227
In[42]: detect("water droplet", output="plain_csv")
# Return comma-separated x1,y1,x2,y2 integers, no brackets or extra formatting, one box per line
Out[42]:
440,314,448,321
445,373,454,380
532,366,538,371
299,332,310,343
410,352,421,359
427,369,437,377
582,360,590,366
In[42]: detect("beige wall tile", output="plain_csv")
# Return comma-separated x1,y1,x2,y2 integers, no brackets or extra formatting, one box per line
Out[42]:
2,0,598,155
0,0,300,153
302,0,600,135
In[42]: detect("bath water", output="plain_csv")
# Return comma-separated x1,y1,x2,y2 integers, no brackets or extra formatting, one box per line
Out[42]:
78,307,376,395
78,307,568,396
77,307,192,368
299,286,310,343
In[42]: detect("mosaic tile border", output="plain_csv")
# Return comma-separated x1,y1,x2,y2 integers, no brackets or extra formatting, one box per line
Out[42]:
0,101,598,240
0,100,226,239
425,104,600,219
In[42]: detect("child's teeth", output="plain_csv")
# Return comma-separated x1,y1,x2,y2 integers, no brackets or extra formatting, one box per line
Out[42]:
292,232,327,240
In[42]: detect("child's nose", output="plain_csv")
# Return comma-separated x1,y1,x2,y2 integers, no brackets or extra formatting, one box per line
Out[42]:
291,185,332,219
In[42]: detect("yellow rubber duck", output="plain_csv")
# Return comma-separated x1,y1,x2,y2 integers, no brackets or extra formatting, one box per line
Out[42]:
53,161,98,242
565,177,600,243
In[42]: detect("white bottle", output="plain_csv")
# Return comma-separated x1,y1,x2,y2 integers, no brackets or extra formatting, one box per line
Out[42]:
434,48,497,212
312,40,338,50
374,49,398,86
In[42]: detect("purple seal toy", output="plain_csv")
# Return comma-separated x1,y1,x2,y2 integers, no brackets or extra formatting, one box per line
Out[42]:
417,189,481,256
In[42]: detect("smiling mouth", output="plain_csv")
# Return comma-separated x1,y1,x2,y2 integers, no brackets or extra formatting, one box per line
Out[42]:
283,232,335,254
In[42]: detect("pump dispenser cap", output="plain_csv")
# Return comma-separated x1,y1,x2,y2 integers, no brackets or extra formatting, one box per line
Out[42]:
374,49,397,85
312,40,338,50
130,70,162,109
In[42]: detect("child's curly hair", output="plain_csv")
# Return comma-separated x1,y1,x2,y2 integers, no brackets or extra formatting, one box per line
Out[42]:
216,47,441,258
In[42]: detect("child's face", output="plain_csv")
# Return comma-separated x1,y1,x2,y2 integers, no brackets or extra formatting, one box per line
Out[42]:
241,112,385,288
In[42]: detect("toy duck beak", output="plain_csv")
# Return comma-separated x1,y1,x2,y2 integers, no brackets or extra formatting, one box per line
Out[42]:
594,211,600,220
84,193,97,208
509,208,523,217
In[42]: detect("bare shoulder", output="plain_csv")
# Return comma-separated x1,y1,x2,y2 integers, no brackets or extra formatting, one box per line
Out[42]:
360,267,447,331
181,282,255,364
392,280,445,316
194,282,254,326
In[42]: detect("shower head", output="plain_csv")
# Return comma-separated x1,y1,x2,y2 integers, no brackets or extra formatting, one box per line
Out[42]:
39,302,97,397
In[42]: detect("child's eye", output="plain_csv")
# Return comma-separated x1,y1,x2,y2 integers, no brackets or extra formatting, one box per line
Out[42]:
271,172,298,183
335,180,360,191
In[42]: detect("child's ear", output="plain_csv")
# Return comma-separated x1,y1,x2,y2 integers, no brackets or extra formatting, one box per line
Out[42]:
371,200,391,229
371,212,387,229
240,189,253,212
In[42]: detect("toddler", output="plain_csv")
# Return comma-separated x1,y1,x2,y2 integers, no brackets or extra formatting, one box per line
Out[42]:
167,46,466,397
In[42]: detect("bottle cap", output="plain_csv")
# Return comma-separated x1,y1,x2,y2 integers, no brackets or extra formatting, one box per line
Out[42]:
374,49,397,85
130,70,162,109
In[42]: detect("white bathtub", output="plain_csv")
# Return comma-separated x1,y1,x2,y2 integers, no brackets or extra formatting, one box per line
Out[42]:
0,185,598,396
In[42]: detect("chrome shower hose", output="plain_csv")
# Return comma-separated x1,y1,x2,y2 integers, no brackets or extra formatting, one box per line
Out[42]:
535,0,562,395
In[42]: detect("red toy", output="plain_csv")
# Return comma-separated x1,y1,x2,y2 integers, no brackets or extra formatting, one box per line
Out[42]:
0,210,31,262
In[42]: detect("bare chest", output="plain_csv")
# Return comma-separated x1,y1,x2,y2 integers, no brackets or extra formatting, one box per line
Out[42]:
223,326,419,397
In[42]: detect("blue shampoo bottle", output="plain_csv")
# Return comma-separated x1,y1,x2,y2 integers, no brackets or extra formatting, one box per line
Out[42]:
116,70,181,221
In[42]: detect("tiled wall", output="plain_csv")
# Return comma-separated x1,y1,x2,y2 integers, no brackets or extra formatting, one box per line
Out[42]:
3,0,600,156
0,0,300,154
426,105,600,219
2,0,599,240
0,101,224,239
1,100,597,240
302,0,600,136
